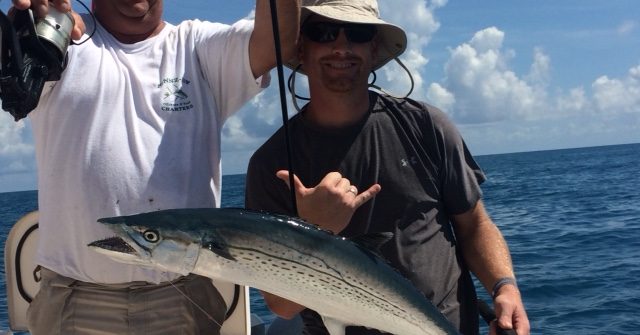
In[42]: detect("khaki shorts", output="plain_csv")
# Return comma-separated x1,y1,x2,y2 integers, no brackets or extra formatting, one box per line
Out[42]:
27,267,227,335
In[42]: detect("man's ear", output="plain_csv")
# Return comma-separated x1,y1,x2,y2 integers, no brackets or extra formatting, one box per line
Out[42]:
371,36,380,60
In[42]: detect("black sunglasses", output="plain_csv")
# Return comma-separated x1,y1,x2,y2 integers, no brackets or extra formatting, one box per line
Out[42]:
302,22,378,44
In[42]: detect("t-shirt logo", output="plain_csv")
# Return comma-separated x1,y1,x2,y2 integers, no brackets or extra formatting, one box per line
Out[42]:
401,156,418,167
158,77,194,112
164,85,188,100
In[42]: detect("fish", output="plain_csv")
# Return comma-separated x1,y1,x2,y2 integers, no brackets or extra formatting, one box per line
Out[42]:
88,208,460,335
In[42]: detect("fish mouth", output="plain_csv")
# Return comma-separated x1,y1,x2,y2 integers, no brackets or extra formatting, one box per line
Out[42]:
88,234,152,266
88,236,136,254
91,219,155,265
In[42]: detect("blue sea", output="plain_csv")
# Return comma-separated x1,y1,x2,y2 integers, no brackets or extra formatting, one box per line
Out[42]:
1,143,639,334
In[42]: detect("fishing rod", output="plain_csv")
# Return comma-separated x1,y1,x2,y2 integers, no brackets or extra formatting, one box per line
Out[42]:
268,0,298,216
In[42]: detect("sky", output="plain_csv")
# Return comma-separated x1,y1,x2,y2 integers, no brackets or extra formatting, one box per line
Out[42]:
0,0,639,192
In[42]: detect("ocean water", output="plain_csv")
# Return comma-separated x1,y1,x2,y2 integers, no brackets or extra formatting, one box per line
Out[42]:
1,143,639,334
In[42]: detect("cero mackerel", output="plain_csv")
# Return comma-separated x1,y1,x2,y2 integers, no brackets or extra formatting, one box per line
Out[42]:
89,208,460,335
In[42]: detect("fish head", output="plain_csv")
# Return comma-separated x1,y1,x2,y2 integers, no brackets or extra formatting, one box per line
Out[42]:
88,212,204,276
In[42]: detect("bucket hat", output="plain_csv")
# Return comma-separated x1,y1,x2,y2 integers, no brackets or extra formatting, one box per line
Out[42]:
288,0,408,73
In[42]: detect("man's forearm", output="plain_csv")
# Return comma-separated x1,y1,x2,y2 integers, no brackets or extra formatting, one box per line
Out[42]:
465,220,516,293
452,201,517,294
250,0,300,76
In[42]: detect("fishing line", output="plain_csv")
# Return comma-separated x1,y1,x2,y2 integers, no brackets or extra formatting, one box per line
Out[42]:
287,65,308,114
368,57,415,99
169,281,223,328
70,0,97,45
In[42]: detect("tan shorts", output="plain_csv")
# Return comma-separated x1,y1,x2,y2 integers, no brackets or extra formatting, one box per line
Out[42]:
27,267,227,335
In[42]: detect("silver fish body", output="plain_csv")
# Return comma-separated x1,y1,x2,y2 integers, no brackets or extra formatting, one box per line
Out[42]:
89,208,460,335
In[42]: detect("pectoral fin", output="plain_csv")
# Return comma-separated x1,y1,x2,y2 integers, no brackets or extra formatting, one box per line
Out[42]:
202,232,236,261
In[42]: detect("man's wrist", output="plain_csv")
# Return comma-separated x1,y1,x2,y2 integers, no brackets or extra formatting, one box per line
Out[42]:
491,277,517,299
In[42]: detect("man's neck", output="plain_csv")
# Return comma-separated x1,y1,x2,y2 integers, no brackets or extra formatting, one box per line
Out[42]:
95,11,165,44
107,23,166,44
304,89,371,128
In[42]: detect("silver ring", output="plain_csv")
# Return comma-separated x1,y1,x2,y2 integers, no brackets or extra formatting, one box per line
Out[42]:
347,186,357,195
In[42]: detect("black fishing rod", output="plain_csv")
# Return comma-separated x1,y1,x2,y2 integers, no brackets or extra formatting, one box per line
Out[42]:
268,0,298,216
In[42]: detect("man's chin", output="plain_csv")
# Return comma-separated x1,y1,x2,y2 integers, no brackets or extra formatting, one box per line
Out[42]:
323,78,357,93
116,1,158,19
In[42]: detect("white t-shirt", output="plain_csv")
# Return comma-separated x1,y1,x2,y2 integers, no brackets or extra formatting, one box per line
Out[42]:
30,15,267,284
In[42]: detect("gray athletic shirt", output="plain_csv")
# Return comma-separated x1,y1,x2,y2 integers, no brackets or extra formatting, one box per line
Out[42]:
245,92,485,334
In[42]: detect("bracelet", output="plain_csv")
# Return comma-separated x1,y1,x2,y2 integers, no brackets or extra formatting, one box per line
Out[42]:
491,277,517,299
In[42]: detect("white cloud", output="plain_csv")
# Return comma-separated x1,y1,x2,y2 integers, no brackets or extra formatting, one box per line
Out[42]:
592,65,640,114
0,115,32,155
221,69,309,155
377,0,446,100
426,82,455,113
469,27,505,53
436,27,548,123
555,87,588,116
526,47,551,88
222,89,283,151
379,0,445,40
0,112,35,175
429,23,638,127
245,9,256,20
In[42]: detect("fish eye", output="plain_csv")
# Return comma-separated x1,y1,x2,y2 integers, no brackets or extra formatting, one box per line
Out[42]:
143,229,160,243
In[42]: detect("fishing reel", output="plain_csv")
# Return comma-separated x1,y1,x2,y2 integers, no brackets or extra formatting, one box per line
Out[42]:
0,6,74,121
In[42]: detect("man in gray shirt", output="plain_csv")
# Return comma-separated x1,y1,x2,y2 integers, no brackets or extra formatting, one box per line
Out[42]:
246,0,529,334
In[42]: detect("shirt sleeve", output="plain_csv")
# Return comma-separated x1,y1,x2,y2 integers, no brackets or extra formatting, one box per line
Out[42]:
430,110,486,215
193,19,270,122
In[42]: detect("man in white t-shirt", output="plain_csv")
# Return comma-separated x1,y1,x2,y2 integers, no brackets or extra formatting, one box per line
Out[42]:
10,0,300,334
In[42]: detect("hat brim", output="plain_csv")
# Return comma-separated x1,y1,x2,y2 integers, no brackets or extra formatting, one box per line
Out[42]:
286,6,407,74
